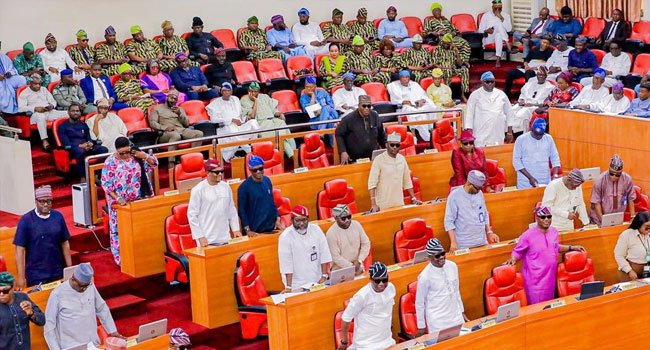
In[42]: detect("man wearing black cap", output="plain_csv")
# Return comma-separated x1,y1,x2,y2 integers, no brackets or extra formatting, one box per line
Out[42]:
186,16,223,65
338,262,396,349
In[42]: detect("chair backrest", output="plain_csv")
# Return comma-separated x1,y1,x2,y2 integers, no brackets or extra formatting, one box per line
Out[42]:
273,189,293,228
634,186,650,212
0,255,6,272
245,141,284,176
431,118,456,151
403,174,422,204
164,204,197,254
373,18,384,28
394,218,434,263
110,74,120,86
591,49,606,65
582,17,605,39
47,81,59,92
317,179,358,219
623,88,636,102
299,132,330,169
257,58,287,83
571,82,583,92
385,124,416,156
286,56,314,80
173,153,207,188
477,12,486,28
484,159,507,192
211,29,238,50
180,100,209,124
52,117,70,148
334,300,354,348
483,265,528,315
180,32,192,40
6,49,22,60
557,251,595,297
232,61,260,84
399,281,419,339
451,13,477,33
419,77,433,91
235,251,269,307
117,107,149,134
271,90,302,114
631,53,650,75
401,16,424,38
314,54,327,76
360,82,389,103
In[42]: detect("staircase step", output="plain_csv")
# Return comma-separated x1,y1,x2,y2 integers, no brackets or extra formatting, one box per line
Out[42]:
34,174,65,187
106,294,147,319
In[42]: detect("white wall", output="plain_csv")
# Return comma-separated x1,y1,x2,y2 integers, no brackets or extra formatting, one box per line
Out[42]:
1,0,510,52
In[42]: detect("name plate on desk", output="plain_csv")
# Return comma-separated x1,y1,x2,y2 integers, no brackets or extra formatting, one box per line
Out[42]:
387,264,402,272
163,190,179,196
227,178,242,185
619,282,637,291
126,338,138,347
356,158,370,164
423,148,438,154
580,224,599,231
454,248,470,256
41,280,61,290
480,319,497,329
502,186,518,192
407,344,426,350
549,299,567,309
293,167,308,174
309,283,326,292
228,236,250,245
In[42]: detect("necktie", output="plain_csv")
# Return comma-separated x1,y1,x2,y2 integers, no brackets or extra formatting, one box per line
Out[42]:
531,20,545,35
607,22,618,40
96,78,108,99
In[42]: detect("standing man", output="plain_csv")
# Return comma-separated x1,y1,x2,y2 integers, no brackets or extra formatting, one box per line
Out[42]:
86,98,128,153
237,155,284,236
465,71,513,147
186,17,223,65
0,272,46,350
478,0,513,68
387,70,437,142
415,238,468,336
589,155,636,226
338,262,396,350
332,73,367,117
512,118,561,189
445,170,500,252
53,69,95,114
149,90,203,154
13,185,72,290
335,95,385,164
278,205,332,292
291,8,329,58
368,133,420,212
188,159,241,246
44,264,121,349
505,206,586,303
378,6,413,48
541,169,590,232
510,67,554,137
326,204,371,273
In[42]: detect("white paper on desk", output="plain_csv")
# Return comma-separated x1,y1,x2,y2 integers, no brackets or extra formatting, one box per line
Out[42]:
460,327,472,336
305,103,322,119
270,291,307,304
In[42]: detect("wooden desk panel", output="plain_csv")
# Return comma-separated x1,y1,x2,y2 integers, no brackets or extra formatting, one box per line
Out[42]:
27,288,51,350
0,227,17,276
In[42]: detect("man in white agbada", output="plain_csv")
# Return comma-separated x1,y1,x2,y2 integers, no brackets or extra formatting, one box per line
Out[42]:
415,238,468,336
86,98,128,152
41,33,85,82
387,70,437,142
511,67,554,135
188,159,241,246
333,73,367,116
570,68,610,108
278,205,332,292
338,262,396,350
542,169,590,232
478,0,513,68
513,118,561,189
466,71,513,147
580,41,630,87
545,35,574,81
18,73,67,150
206,82,260,161
292,8,329,58
591,82,630,114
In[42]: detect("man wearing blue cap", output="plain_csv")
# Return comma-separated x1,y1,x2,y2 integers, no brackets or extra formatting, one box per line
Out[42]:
0,271,46,350
300,76,338,133
45,263,121,349
387,70,436,142
237,155,284,237
466,71,513,147
512,118,561,189
569,67,609,109
292,8,329,58
332,73,367,116
53,69,95,114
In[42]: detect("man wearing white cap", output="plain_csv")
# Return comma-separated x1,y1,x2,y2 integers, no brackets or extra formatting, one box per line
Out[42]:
542,169,590,232
387,70,437,141
278,205,332,292
478,0,513,68
86,98,128,153
326,204,371,273
444,170,500,252
466,71,513,147
339,262,396,350
368,132,421,212
45,263,121,349
415,238,468,336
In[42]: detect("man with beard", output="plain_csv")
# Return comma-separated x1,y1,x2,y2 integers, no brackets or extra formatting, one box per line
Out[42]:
126,25,166,72
186,16,223,65
291,8,329,58
326,204,371,273
267,15,307,60
378,6,413,48
149,89,203,153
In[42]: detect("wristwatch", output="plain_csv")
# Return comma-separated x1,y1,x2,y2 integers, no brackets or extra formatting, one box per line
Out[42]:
321,273,329,279
340,339,348,345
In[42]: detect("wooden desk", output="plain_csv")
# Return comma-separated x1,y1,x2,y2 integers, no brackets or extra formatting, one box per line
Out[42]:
0,226,17,275
125,334,170,349
261,225,626,349
27,288,52,350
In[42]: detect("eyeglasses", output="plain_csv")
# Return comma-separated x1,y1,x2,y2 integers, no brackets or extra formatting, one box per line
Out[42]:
251,167,264,173
0,287,12,295
609,171,622,177
388,142,401,148
37,199,53,205
118,150,131,156
360,104,372,108
538,215,552,220
433,252,446,259
209,170,224,175
461,141,474,146
339,215,352,221
81,39,89,42
483,80,496,84
372,278,389,284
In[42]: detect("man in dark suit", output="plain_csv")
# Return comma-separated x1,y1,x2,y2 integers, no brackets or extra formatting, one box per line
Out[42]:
596,9,629,49
513,7,554,57
79,63,127,110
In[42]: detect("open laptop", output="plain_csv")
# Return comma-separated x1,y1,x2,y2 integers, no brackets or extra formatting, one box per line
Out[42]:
579,167,601,181
136,318,168,343
177,177,203,194
436,323,463,342
63,263,91,281
496,300,520,323
63,344,88,350
371,149,387,160
601,212,624,227
576,281,605,301
329,266,356,286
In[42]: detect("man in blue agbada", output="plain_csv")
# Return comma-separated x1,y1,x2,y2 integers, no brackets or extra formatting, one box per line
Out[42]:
300,75,338,135
266,15,307,61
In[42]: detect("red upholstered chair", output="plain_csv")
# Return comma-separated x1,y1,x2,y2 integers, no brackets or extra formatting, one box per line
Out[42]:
286,56,314,81
299,132,330,169
52,117,72,173
623,88,636,102
571,82,583,92
117,107,159,147
314,54,327,76
6,49,22,60
360,82,389,103
245,141,284,177
403,174,422,204
591,49,606,65
582,18,605,40
450,14,477,33
630,54,650,75
556,251,595,297
431,118,456,151
634,186,650,212
232,61,260,84
630,21,650,44
257,58,289,84
419,77,433,90
180,100,209,124
484,159,507,192
180,32,192,40
7,86,34,138
0,255,6,272
173,153,207,188
386,124,416,156
164,204,196,284
334,300,354,348
211,29,238,49
316,179,358,219
483,265,528,315
373,18,384,28
273,189,293,228
399,281,419,339
394,218,434,263
401,17,424,38
234,251,270,339
271,90,302,115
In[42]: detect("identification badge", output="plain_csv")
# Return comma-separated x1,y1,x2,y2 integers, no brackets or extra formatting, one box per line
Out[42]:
226,178,242,185
620,282,637,291
423,148,438,154
293,167,308,174
407,344,425,350
356,158,370,164
310,252,318,262
228,236,249,245
646,253,650,263
41,281,61,290
163,190,179,196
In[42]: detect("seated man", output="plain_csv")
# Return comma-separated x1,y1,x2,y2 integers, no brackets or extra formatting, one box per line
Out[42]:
237,155,284,236
465,71,513,147
591,82,630,114
186,17,223,65
58,103,109,180
368,132,421,212
170,53,219,101
346,36,379,84
431,33,470,100
513,118,561,189
86,98,128,152
68,29,94,72
402,35,434,82
278,205,332,291
44,264,121,349
206,82,259,161
239,16,284,61
504,34,554,98
188,159,241,246
267,15,307,60
13,42,50,86
326,204,371,273
444,170,500,252
546,6,582,46
626,83,650,118
590,155,635,226
13,185,71,290
513,7,553,57
510,67,554,137
478,0,513,68
545,34,574,81
349,7,379,50
426,68,456,109
332,73,367,116
335,95,385,164
323,8,353,53
0,48,27,114
541,169,590,232
149,90,203,152
299,76,338,132
596,9,628,49
387,70,436,142
569,67,610,108
41,34,85,83
567,37,597,82
378,6,413,48
53,69,95,114
80,63,127,110
581,41,630,87
95,26,132,76
126,25,167,72
204,49,236,92
17,74,67,150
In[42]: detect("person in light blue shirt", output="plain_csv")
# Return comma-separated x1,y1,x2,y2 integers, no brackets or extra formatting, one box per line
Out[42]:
377,6,413,48
512,118,561,189
626,83,650,118
299,76,338,131
266,15,307,60
444,170,500,252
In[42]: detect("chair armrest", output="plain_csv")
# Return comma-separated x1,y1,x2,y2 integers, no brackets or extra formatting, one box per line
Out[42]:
164,251,189,274
238,305,267,313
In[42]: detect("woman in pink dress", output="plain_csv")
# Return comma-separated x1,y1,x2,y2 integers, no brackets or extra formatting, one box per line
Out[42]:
140,59,186,105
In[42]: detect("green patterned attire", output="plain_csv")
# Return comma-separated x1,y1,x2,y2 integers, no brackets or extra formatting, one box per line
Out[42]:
346,50,375,85
113,78,156,114
323,23,353,53
157,36,198,69
13,53,50,86
402,48,433,82
127,39,166,72
372,53,403,85
68,45,95,67
423,17,471,62
431,46,470,93
96,42,130,76
348,21,379,50
238,28,284,61
319,55,348,90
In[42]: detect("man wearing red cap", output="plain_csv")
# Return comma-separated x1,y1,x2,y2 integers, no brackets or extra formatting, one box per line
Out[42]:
449,130,491,190
278,205,332,292
187,159,241,246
